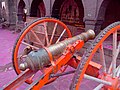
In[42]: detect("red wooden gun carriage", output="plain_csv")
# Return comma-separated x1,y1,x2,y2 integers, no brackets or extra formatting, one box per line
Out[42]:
2,17,120,90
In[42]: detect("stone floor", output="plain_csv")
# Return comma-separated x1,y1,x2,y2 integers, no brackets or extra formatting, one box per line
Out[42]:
0,28,119,90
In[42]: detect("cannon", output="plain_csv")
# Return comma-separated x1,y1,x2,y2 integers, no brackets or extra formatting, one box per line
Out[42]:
2,17,120,90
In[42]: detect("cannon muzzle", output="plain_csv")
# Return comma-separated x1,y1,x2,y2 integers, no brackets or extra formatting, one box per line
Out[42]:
19,30,95,71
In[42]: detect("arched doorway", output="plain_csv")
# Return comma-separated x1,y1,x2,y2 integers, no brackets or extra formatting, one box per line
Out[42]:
18,0,26,22
30,0,45,17
102,0,120,29
101,0,120,40
52,0,84,35
60,0,84,26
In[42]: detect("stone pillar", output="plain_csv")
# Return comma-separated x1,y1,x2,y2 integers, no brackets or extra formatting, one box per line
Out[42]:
82,0,104,34
84,19,104,34
8,0,17,29
43,0,55,17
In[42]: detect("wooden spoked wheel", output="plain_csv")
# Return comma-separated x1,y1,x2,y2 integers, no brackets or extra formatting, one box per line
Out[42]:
12,17,72,84
70,22,120,90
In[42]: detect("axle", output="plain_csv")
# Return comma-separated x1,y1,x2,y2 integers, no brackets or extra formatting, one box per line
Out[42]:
20,30,95,71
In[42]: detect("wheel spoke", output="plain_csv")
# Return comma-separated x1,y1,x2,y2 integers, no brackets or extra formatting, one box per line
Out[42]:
21,55,27,58
34,31,45,35
31,41,43,46
99,44,106,72
108,41,120,74
108,62,113,74
84,74,112,86
22,41,39,50
25,33,30,43
93,84,104,90
117,41,120,55
112,30,118,77
49,23,58,45
56,29,66,43
30,30,44,47
116,65,120,77
44,22,49,46
18,55,27,59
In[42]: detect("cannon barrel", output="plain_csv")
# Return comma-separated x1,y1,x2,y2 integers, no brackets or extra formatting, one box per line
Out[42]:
20,30,95,71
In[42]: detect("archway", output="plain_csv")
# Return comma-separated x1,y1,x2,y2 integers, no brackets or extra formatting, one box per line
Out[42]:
60,0,84,26
102,0,120,29
18,0,26,22
30,0,45,17
52,0,84,35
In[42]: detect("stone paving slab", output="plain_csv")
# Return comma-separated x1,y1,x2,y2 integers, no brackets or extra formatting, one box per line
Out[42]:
0,29,18,66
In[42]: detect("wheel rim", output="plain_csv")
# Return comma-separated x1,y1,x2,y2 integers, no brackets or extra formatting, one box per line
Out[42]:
12,17,72,83
70,22,120,90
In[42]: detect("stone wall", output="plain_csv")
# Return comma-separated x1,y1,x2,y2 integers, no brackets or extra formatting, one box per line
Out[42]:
0,0,120,33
